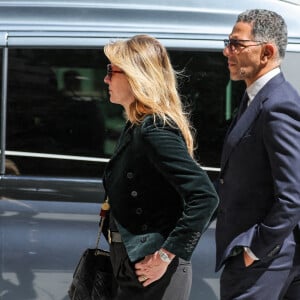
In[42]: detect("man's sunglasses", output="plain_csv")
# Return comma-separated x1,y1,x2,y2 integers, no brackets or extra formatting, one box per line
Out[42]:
107,64,124,80
224,39,266,52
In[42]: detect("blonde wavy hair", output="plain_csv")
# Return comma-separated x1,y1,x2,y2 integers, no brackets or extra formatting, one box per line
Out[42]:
104,34,195,158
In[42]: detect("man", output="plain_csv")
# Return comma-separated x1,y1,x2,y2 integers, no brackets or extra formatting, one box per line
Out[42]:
216,9,300,299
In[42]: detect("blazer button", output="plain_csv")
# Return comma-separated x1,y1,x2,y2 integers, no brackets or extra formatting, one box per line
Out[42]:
141,224,148,231
136,207,143,215
140,236,147,243
220,178,224,184
131,191,138,197
127,172,134,179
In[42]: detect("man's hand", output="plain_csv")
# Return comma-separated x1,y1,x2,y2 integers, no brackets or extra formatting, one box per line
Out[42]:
243,249,255,267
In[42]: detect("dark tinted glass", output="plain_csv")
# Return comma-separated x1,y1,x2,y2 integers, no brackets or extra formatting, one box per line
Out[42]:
6,49,124,177
6,49,245,178
169,51,245,171
0,49,2,144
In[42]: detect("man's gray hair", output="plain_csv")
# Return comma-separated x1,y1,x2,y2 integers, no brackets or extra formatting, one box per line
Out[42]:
237,9,287,60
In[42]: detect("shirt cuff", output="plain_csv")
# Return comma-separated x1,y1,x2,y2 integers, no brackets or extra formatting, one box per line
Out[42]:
244,247,259,260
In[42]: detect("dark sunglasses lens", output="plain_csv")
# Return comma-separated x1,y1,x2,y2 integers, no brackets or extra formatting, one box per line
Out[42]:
107,65,112,79
230,39,236,46
225,39,237,51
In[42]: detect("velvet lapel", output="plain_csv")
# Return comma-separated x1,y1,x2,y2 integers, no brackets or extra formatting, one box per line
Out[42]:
220,73,285,172
107,121,132,166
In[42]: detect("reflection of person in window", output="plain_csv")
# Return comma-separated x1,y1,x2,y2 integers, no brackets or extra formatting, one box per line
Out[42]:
58,70,105,156
60,70,82,99
5,159,20,175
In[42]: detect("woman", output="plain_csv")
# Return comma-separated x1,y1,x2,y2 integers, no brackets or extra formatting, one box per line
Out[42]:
103,34,219,300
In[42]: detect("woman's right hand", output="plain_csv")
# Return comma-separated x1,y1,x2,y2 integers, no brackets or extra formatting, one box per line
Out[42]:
134,249,174,287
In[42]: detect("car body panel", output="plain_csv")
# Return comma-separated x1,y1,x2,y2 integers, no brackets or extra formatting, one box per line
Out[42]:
1,1,300,299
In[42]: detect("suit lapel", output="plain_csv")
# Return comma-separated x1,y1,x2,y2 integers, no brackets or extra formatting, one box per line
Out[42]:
221,73,285,172
220,97,262,170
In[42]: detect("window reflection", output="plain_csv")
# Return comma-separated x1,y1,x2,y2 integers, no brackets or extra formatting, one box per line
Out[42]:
169,51,245,170
5,49,245,178
6,49,125,177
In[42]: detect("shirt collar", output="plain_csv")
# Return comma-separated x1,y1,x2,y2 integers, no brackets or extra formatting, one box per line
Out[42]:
247,67,281,104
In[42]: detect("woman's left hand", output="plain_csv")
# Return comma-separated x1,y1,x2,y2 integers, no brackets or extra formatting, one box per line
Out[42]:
134,249,174,287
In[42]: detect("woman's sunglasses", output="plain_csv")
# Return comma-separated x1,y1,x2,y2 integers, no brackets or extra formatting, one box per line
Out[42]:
107,64,124,80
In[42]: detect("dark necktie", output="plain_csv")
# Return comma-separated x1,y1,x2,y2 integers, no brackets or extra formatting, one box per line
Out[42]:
236,92,249,120
223,91,249,140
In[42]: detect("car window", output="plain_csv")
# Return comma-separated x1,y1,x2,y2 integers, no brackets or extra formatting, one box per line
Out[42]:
0,48,5,174
5,48,245,179
6,49,123,177
169,50,244,169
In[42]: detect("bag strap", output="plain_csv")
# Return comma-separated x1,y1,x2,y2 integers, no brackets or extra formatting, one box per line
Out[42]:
95,198,110,248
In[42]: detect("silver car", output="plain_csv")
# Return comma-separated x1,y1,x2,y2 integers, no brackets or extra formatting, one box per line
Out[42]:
1,0,300,299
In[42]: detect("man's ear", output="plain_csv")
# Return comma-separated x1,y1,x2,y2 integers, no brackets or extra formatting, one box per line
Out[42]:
261,43,275,63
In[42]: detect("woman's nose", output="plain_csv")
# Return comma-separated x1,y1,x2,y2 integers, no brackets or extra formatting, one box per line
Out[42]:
104,75,110,84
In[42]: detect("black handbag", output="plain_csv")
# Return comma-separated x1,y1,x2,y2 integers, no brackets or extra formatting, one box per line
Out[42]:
68,200,116,300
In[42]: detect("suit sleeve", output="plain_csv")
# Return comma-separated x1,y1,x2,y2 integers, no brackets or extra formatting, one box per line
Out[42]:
250,92,300,259
140,119,219,261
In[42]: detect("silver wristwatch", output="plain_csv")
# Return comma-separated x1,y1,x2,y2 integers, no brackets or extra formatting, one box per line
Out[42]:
158,249,172,263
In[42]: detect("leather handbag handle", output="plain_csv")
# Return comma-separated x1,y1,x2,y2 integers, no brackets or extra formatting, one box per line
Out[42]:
95,198,110,248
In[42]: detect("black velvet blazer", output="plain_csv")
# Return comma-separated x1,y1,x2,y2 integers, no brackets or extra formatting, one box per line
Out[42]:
103,115,219,262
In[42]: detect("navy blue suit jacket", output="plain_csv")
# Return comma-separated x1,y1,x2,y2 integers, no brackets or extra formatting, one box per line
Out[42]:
216,73,300,271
